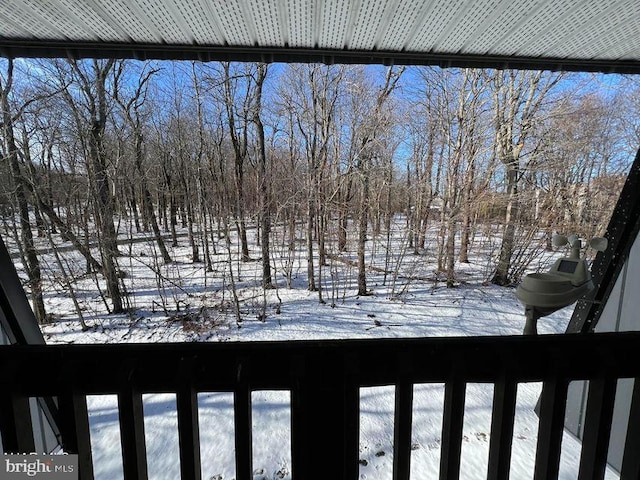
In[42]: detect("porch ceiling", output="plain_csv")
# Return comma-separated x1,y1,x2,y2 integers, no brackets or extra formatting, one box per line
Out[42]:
1,0,640,73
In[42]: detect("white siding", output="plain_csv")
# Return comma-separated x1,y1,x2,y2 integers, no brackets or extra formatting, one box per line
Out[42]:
0,324,9,345
599,230,640,333
565,231,640,473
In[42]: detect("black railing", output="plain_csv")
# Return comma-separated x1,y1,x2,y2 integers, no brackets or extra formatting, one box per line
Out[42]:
2,332,640,480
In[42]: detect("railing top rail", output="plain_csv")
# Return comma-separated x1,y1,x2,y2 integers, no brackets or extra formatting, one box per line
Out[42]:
2,332,639,395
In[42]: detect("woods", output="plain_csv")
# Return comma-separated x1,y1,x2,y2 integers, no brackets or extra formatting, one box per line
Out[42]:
0,59,634,324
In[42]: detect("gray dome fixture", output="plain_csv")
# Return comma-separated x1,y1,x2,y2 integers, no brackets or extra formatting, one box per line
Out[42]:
515,234,607,335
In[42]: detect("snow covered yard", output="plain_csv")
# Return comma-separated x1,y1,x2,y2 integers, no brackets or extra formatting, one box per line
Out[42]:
10,223,618,479
33,221,564,343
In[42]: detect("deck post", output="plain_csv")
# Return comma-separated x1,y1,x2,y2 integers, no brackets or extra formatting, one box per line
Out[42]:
291,350,359,480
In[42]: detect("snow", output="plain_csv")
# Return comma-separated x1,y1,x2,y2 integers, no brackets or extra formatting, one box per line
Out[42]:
5,222,621,479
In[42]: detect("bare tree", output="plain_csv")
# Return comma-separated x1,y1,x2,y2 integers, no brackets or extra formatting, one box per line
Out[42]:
532,91,627,241
222,62,252,262
62,59,125,313
490,70,562,286
418,68,488,286
405,109,439,255
0,59,46,322
113,61,172,265
348,66,404,296
251,64,273,288
279,64,344,294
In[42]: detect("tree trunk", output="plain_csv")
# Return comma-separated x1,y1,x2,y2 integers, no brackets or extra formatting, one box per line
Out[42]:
492,165,519,285
1,65,47,323
129,183,141,233
222,63,251,262
459,209,472,263
306,194,316,291
253,64,273,288
163,165,178,247
337,176,352,252
182,176,199,263
458,167,475,263
90,120,124,313
338,213,348,252
135,133,171,264
83,60,124,314
357,163,369,296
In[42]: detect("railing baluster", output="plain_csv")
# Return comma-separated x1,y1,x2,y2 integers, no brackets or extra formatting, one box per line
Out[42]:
621,377,640,479
439,378,466,480
58,392,94,479
393,378,413,480
393,352,413,480
487,378,517,480
533,377,568,480
290,355,306,479
234,360,252,480
177,386,202,480
577,376,617,479
118,387,148,480
344,373,360,480
0,391,35,452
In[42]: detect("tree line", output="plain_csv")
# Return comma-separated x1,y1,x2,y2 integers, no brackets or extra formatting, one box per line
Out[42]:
0,58,635,324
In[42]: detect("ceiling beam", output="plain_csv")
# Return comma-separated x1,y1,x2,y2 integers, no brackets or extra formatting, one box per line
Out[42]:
1,40,640,74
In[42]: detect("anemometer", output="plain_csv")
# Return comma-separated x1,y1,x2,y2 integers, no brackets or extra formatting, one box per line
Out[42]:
515,234,607,335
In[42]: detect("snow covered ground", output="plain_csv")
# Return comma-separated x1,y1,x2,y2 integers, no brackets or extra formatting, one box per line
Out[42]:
33,221,565,343
6,221,620,479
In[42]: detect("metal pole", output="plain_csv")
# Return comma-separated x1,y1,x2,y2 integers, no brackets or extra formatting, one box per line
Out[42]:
524,305,541,335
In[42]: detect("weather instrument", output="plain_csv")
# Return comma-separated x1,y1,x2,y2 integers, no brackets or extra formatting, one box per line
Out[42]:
515,234,607,335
